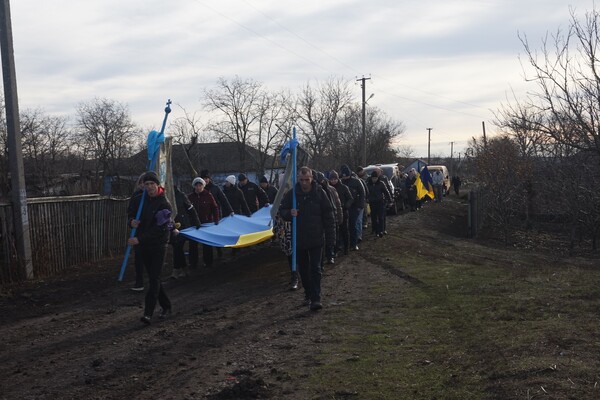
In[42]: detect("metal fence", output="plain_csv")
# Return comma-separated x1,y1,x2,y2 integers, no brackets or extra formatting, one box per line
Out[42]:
0,195,129,285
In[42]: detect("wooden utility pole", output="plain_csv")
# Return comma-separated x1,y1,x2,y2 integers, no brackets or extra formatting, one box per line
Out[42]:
357,76,371,167
450,141,454,175
426,128,432,164
0,0,33,279
482,121,487,148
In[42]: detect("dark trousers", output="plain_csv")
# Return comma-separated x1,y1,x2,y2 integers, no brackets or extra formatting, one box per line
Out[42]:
297,246,323,302
189,241,214,267
171,237,187,270
133,246,144,287
139,244,171,317
336,214,349,253
349,207,361,247
370,201,385,235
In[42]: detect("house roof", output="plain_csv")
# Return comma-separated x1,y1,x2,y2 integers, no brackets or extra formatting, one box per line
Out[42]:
121,141,276,176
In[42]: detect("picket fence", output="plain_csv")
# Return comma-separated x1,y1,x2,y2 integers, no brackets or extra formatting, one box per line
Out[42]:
0,195,129,285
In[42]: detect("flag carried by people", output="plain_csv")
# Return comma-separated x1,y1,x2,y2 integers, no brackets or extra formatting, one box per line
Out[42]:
179,206,274,248
416,165,435,200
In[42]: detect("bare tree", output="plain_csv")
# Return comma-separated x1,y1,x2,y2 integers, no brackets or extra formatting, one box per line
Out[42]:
74,98,139,192
295,77,354,170
169,105,211,176
203,76,263,171
518,7,600,159
20,108,71,190
252,90,294,178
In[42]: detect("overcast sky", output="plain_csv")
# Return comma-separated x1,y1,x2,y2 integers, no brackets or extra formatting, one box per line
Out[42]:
5,0,595,158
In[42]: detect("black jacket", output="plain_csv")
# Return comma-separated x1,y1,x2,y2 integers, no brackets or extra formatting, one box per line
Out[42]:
279,181,336,250
367,178,393,204
239,181,269,213
173,187,200,229
206,182,233,218
223,184,252,216
342,176,366,209
128,187,173,247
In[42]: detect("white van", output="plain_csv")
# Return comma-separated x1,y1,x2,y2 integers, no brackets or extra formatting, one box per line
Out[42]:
427,165,449,195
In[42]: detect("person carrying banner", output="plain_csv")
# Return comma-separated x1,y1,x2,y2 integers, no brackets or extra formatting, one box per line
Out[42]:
188,177,220,268
238,173,269,213
127,171,174,324
168,184,200,279
279,166,336,311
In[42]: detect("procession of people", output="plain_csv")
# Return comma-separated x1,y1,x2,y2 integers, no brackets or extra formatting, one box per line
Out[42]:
127,162,457,323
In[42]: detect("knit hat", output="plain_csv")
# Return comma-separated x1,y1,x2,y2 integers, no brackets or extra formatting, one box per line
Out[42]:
238,173,247,181
142,171,160,184
192,177,206,187
259,176,268,184
329,170,339,180
315,171,326,184
226,175,236,185
200,169,210,179
340,164,351,178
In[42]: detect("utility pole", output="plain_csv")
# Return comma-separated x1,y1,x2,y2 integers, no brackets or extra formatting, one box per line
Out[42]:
482,121,487,148
357,76,371,167
0,0,33,279
450,141,454,175
426,128,432,164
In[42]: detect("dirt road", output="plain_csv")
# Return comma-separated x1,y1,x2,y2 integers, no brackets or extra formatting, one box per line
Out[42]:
1,196,469,399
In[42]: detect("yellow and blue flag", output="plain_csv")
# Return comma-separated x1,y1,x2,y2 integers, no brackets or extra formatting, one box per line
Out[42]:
179,206,274,248
416,166,435,200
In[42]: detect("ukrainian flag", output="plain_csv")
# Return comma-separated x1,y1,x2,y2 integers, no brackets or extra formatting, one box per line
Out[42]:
416,166,435,200
179,206,274,248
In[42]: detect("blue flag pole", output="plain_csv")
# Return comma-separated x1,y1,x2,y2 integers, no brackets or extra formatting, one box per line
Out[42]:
291,127,297,274
118,100,172,282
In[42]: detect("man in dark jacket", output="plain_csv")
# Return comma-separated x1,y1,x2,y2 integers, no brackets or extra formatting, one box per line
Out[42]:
169,185,200,279
223,175,251,216
280,166,335,311
315,171,340,265
127,171,174,325
340,164,365,251
356,167,370,235
259,176,278,203
329,170,353,255
188,177,220,268
238,173,269,214
367,171,393,237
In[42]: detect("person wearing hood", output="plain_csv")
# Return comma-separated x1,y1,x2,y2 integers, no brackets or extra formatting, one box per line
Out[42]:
127,171,174,325
223,175,251,216
279,166,335,311
188,177,220,268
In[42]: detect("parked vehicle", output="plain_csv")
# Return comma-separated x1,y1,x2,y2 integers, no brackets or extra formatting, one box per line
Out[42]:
427,165,450,195
363,163,403,214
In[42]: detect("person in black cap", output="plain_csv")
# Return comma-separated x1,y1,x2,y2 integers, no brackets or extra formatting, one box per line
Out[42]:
328,170,353,255
238,173,269,214
259,176,278,204
367,170,392,237
127,171,174,324
355,166,369,241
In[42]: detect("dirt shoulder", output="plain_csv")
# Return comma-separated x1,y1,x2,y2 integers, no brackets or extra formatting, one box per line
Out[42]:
1,195,599,399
